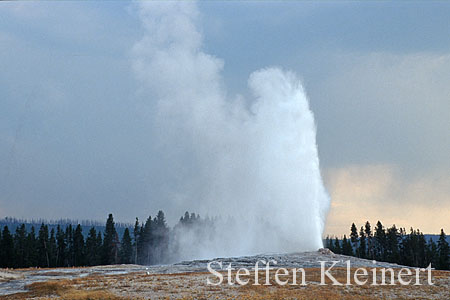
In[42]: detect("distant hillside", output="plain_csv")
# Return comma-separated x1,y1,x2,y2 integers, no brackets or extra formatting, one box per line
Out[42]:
324,234,450,245
0,217,133,239
424,234,450,244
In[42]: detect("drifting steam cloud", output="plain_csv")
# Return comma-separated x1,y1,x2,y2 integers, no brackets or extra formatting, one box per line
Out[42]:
132,1,329,260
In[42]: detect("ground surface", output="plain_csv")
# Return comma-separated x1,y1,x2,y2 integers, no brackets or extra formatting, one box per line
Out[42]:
0,251,449,299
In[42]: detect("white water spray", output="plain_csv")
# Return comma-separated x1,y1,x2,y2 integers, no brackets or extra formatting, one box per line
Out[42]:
132,2,329,260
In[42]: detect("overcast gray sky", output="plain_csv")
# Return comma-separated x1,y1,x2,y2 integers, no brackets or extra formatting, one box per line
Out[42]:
0,1,449,235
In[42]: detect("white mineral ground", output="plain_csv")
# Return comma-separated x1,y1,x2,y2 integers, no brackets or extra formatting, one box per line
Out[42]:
1,249,449,299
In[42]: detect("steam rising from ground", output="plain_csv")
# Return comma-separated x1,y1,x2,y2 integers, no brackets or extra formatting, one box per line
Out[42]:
132,2,329,261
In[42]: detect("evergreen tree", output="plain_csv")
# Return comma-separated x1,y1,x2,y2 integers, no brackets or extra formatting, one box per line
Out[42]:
119,228,133,264
56,225,66,267
425,238,438,268
365,221,373,259
133,218,140,264
65,225,74,266
401,228,424,267
14,224,27,268
358,226,366,258
152,211,169,263
342,235,353,256
417,231,427,267
181,211,190,224
26,226,38,267
374,221,386,261
334,237,341,254
437,229,449,270
0,226,14,268
37,224,50,267
386,225,400,263
350,223,359,255
138,216,153,265
86,227,100,266
96,231,103,263
325,236,333,252
48,229,57,267
73,225,85,266
102,214,119,265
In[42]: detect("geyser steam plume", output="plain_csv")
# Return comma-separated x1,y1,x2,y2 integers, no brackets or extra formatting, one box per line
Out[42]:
132,2,330,261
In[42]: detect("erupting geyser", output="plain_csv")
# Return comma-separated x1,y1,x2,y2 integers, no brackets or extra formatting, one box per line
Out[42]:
132,1,330,261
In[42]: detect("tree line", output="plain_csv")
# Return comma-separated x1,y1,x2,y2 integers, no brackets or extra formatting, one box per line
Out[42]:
325,221,450,270
1,215,448,270
0,211,201,268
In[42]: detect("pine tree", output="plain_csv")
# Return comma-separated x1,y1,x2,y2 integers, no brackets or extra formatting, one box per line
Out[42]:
386,225,400,263
65,225,74,266
417,231,427,267
26,226,38,267
425,238,438,268
139,216,153,265
56,225,66,267
0,226,14,268
14,224,27,268
334,237,341,254
365,221,373,259
350,223,358,255
86,227,100,266
437,229,449,270
102,214,119,265
325,236,332,252
96,231,103,264
119,228,133,264
48,229,57,267
342,235,353,256
374,221,386,261
152,211,169,263
73,225,85,266
37,224,50,267
358,226,366,258
133,218,140,264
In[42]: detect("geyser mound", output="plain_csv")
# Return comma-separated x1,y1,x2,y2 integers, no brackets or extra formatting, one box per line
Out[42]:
132,1,330,261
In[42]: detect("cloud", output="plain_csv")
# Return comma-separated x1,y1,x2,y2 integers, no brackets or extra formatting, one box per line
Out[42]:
315,52,450,175
324,164,450,236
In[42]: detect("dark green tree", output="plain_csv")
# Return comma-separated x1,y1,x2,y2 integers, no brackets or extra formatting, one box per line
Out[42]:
350,223,359,254
73,225,85,266
386,225,400,263
133,218,140,264
325,236,333,252
102,214,119,265
56,225,66,267
334,237,341,254
437,229,449,270
417,231,427,267
365,221,373,259
86,227,100,266
138,216,153,265
26,226,38,267
358,226,366,258
1,226,14,268
96,231,103,263
14,224,27,268
425,238,438,268
152,211,169,263
119,228,133,264
374,221,386,261
37,224,50,267
48,229,57,267
65,225,74,266
342,235,353,256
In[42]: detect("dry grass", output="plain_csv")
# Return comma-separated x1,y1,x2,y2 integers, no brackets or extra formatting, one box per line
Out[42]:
1,268,449,300
0,279,128,300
